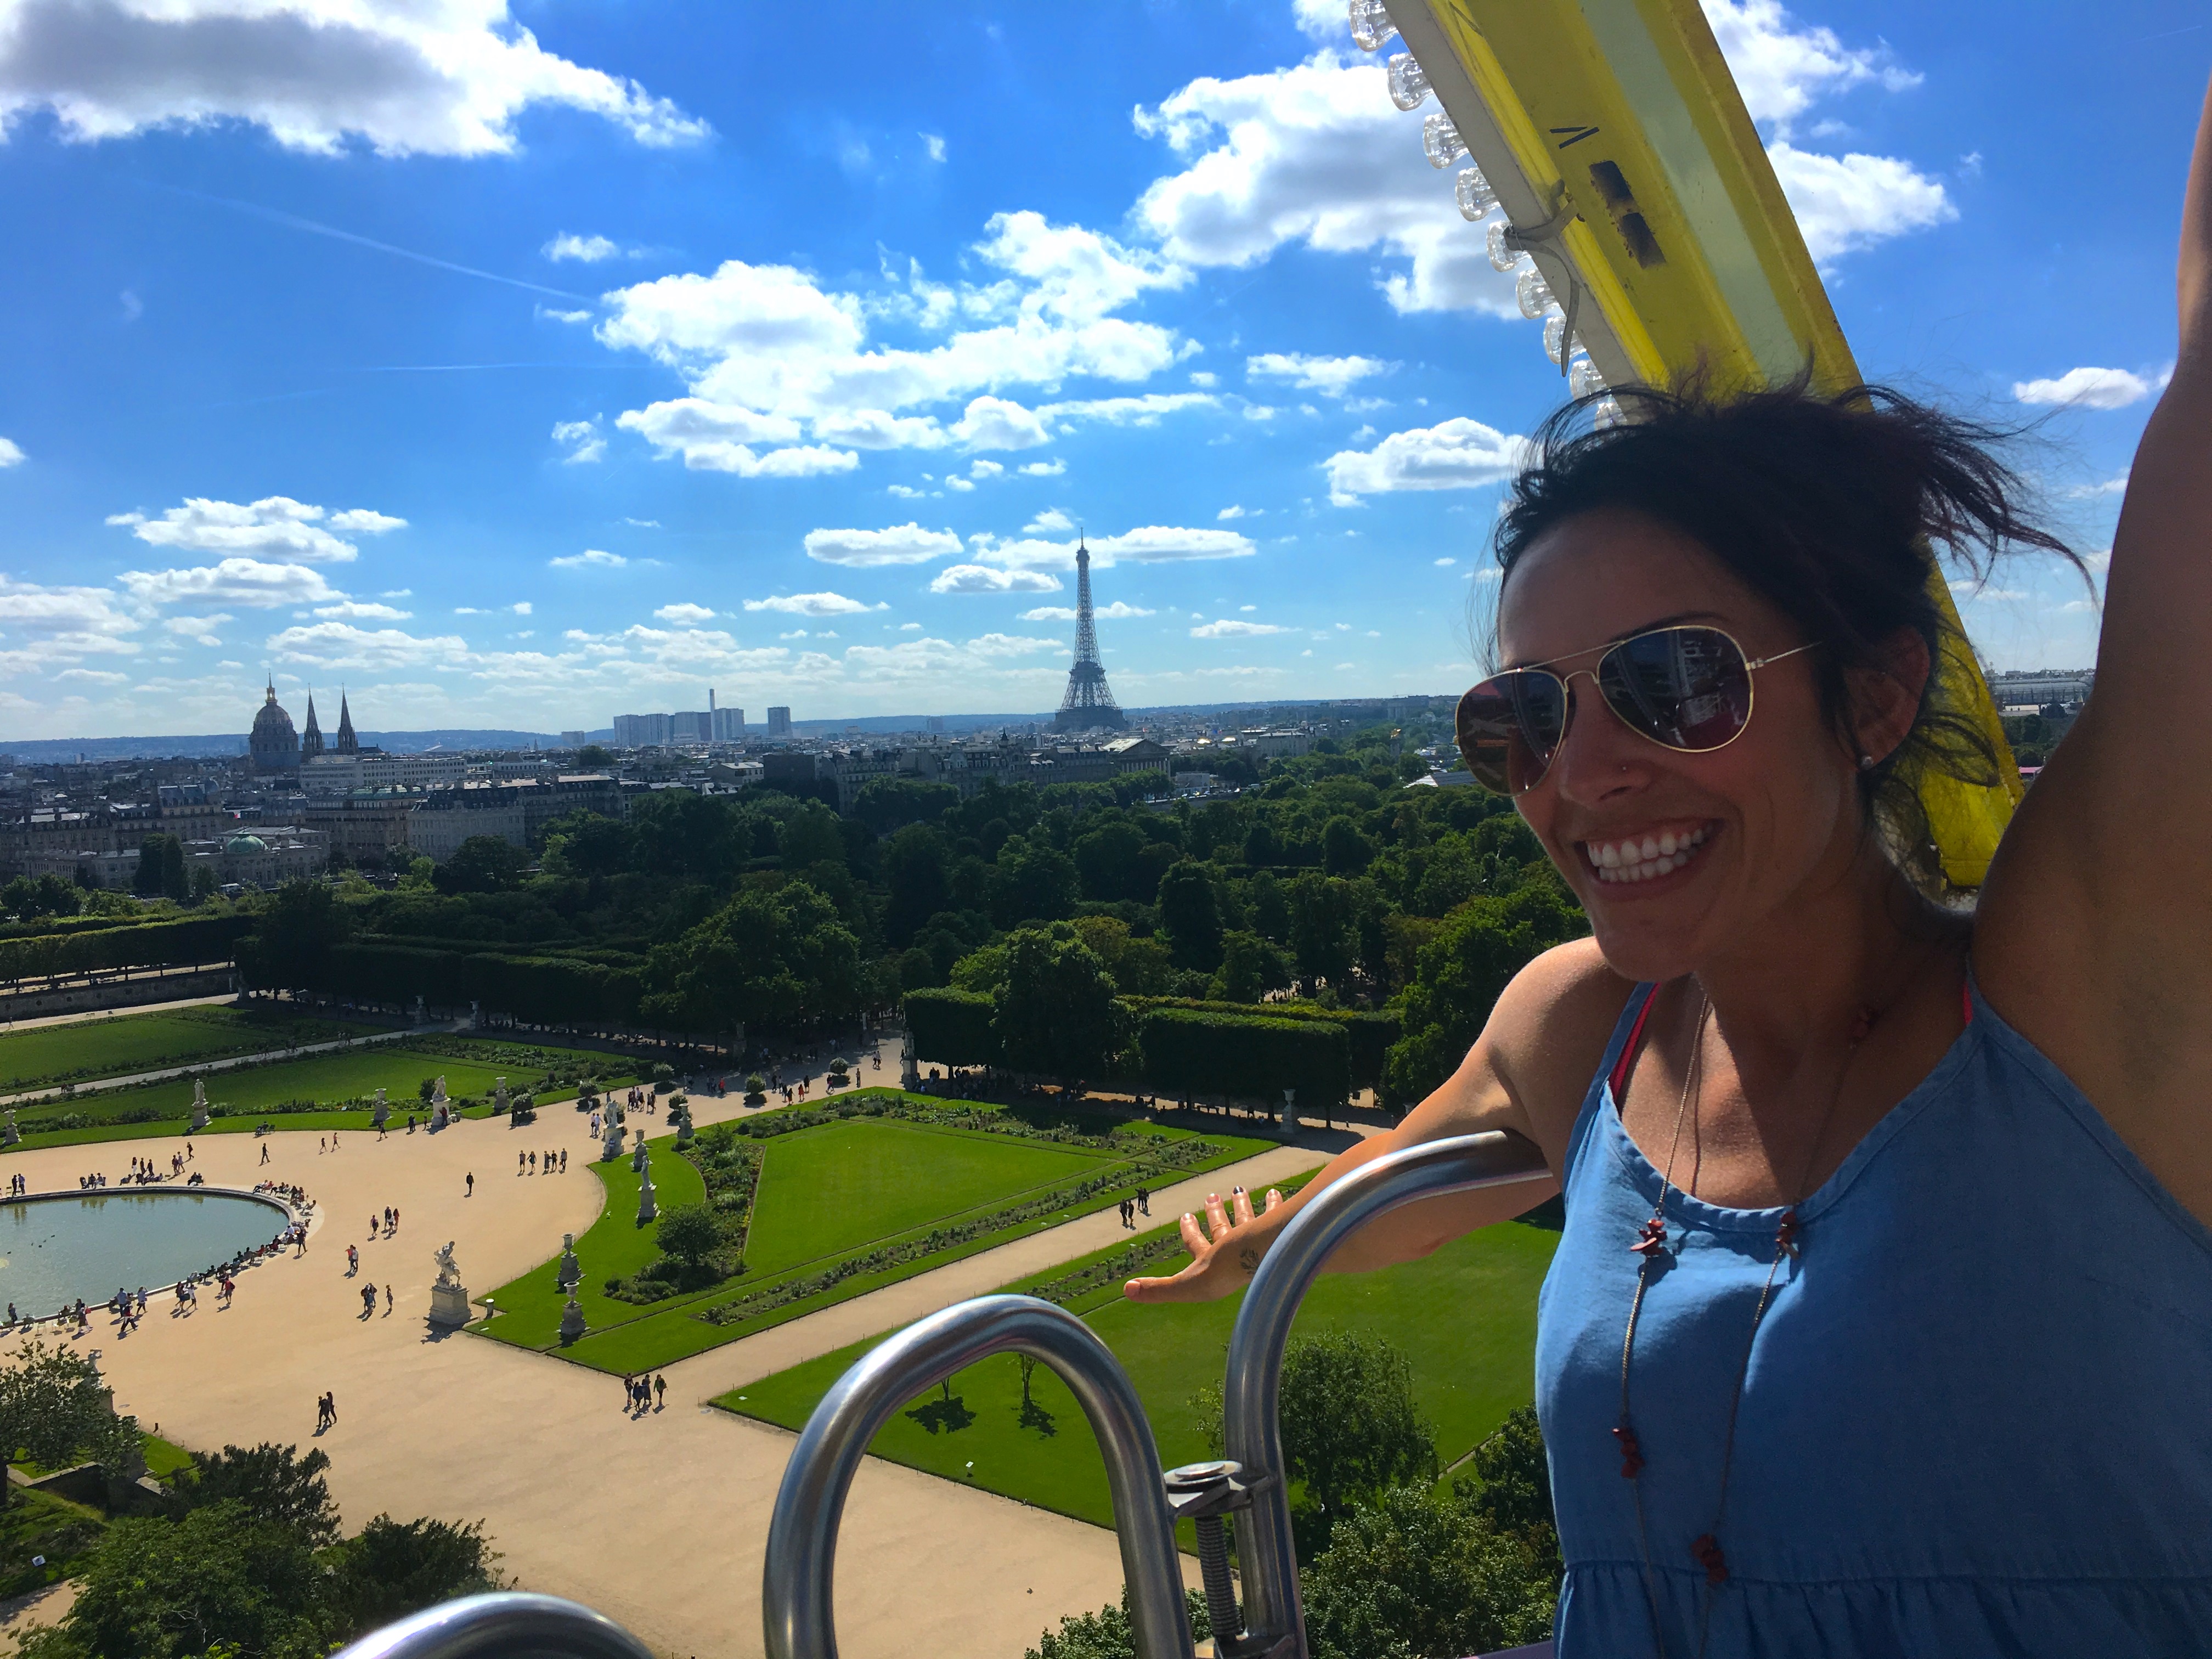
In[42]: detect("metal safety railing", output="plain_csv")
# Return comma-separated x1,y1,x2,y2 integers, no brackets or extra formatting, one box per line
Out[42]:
334,1131,1551,1659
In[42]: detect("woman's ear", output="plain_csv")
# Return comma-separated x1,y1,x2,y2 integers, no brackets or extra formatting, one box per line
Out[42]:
1847,628,1931,767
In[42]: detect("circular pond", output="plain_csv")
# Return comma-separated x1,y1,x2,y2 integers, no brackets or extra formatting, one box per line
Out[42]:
0,1190,292,1316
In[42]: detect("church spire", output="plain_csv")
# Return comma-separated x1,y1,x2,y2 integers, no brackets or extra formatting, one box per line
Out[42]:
301,691,324,760
335,690,358,755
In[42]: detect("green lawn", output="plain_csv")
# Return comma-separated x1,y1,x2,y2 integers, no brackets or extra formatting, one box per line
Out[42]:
0,1005,376,1092
477,1099,1284,1375
474,1132,707,1346
745,1119,1131,1276
2,1038,637,1152
721,1216,1558,1531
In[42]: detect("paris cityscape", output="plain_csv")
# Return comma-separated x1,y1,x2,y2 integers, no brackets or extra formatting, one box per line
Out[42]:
0,2,2175,1658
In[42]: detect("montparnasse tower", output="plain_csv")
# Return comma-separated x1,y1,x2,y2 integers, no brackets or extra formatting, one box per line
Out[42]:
1053,537,1127,733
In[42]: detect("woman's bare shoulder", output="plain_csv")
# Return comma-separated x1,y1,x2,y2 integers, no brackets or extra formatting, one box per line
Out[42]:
1482,936,1643,1156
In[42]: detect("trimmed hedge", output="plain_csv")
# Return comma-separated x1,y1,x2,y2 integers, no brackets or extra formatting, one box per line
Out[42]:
317,941,644,1025
1136,1007,1350,1106
901,987,1001,1067
1121,996,1397,1089
0,914,252,982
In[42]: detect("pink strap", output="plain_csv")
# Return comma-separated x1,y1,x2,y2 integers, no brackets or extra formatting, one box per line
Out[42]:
1609,984,1661,1102
1961,979,1974,1026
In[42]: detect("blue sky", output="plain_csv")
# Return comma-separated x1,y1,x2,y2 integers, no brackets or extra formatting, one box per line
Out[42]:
0,0,2200,740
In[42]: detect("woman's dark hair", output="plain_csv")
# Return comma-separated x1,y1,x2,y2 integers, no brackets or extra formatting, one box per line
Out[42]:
1491,373,2084,895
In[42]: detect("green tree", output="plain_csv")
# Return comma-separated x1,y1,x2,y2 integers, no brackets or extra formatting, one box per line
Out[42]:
168,1443,339,1545
1207,929,1293,1003
852,776,961,835
1024,1586,1212,1659
1383,883,1584,1108
1072,820,1153,904
134,834,188,901
988,836,1080,929
654,1203,723,1266
1288,872,1358,989
432,835,530,895
882,823,952,946
1245,869,1291,942
187,862,219,904
38,1500,332,1659
1156,861,1224,972
237,880,349,992
1321,815,1374,877
325,1515,501,1638
1300,1483,1558,1659
575,743,613,768
994,924,1124,1082
640,881,863,1034
2,873,80,919
1070,915,1177,996
538,810,633,879
0,1339,127,1510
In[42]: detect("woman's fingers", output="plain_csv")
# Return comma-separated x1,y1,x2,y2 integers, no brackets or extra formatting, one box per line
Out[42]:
1203,1190,1231,1238
1178,1209,1209,1256
1263,1187,1284,1211
1231,1186,1255,1227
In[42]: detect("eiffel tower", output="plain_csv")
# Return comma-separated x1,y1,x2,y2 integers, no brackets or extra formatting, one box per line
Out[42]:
1054,537,1127,732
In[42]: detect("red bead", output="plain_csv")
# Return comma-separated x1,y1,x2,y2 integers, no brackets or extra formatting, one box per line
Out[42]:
1692,1533,1729,1585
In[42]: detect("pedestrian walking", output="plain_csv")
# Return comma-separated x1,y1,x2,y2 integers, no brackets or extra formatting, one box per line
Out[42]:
385,1284,393,1314
348,1244,358,1274
260,1144,270,1166
1135,1186,1150,1217
654,1374,667,1410
361,1283,376,1316
465,1172,473,1197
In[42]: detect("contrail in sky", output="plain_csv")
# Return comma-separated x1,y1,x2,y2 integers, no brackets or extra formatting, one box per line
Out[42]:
145,182,598,304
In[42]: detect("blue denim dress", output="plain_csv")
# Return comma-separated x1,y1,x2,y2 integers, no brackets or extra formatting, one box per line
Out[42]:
1536,979,2212,1657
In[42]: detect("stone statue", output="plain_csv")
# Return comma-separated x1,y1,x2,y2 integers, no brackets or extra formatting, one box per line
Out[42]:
428,1240,470,1328
901,1029,920,1092
601,1111,625,1161
1280,1087,1299,1137
636,1155,657,1224
370,1087,390,1131
557,1233,580,1292
673,1099,695,1147
2,1108,18,1147
189,1080,210,1132
494,1077,509,1115
430,1075,448,1108
558,1294,586,1345
630,1127,650,1173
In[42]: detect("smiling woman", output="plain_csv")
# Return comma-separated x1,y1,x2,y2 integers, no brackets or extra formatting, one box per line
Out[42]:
1126,69,2212,1659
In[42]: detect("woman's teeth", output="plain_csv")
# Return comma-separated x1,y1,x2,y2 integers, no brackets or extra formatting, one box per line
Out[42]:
1582,825,1712,884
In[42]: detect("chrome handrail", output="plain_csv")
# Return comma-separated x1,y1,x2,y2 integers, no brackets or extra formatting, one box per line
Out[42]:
1219,1132,1552,1659
763,1294,1195,1659
328,1592,655,1659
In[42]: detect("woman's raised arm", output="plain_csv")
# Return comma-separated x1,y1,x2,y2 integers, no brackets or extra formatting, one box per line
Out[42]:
1977,71,2212,1215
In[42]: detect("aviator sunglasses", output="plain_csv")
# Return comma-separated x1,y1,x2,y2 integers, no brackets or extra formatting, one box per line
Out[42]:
1455,624,1819,794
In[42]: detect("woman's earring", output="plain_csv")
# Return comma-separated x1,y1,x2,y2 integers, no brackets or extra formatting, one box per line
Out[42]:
1858,754,1877,770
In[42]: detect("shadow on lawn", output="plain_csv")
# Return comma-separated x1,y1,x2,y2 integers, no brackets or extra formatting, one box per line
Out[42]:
905,1382,976,1436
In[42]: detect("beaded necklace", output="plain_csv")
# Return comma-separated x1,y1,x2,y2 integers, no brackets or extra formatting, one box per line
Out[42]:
1615,990,1873,1659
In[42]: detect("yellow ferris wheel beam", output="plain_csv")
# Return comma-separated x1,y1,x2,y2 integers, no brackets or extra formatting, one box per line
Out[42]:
1384,0,2021,890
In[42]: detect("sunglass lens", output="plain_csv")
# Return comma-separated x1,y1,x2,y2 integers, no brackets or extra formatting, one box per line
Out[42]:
1600,627,1752,750
1458,672,1568,792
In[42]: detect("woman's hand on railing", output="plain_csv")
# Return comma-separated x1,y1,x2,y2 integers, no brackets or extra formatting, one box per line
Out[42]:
1122,1184,1285,1302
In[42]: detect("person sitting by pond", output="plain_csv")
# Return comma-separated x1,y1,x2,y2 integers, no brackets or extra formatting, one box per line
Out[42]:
1131,72,2212,1659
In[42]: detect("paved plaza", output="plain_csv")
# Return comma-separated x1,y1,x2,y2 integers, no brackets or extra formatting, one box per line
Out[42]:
2,1071,1326,1658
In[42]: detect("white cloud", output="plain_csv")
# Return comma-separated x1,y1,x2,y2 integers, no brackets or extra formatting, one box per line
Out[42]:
923,132,946,162
266,621,466,670
117,557,343,610
898,621,921,630
1434,557,1457,567
1217,505,1246,520
929,565,1064,595
0,438,23,467
1764,141,1955,262
1024,507,1075,534
538,306,592,325
1019,459,1066,477
1188,371,1218,388
551,418,605,464
1019,600,1154,622
595,212,1193,469
654,602,716,623
0,573,143,673
616,398,854,475
543,233,644,263
550,549,626,568
1324,417,1532,504
1192,618,1291,637
312,600,411,620
970,459,1005,480
742,591,880,617
55,667,128,685
108,495,404,563
2067,471,2130,499
946,475,976,492
511,601,531,615
964,633,1061,657
1246,352,1393,396
1701,0,1920,132
0,0,711,157
623,519,659,529
886,484,934,499
2013,367,2159,410
381,588,412,597
162,611,234,646
804,523,962,567
1091,526,1256,563
1038,392,1216,427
